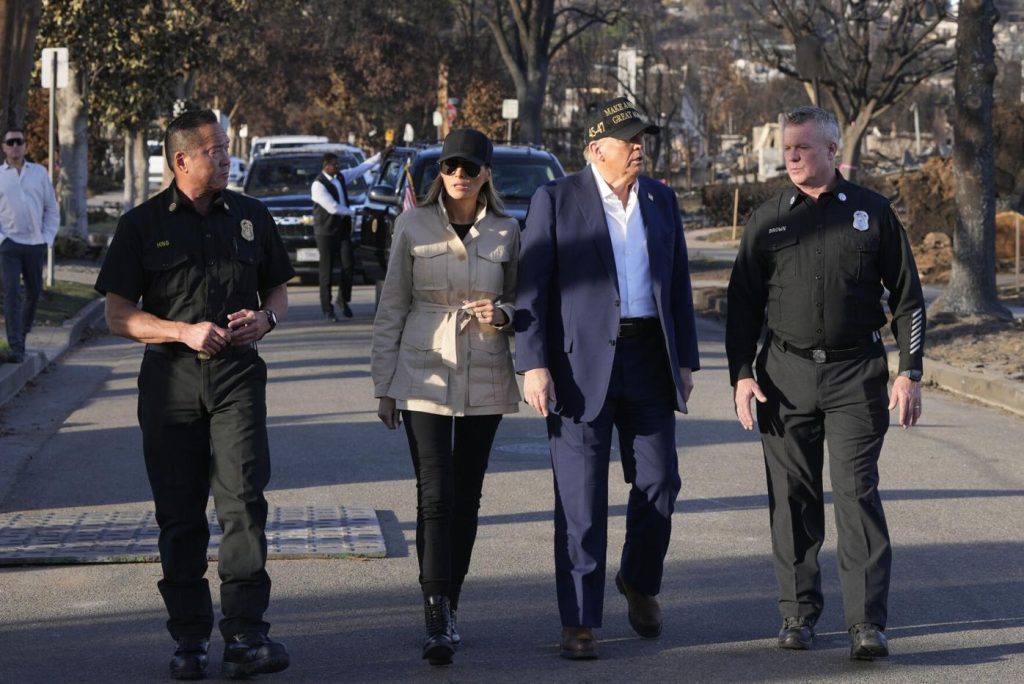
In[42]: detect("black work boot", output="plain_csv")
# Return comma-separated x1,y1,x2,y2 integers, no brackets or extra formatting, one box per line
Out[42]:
221,633,290,679
778,616,815,650
170,637,209,680
422,595,455,666
849,622,889,660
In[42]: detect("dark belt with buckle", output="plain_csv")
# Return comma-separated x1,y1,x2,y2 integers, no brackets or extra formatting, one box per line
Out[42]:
618,317,660,338
145,341,257,359
773,336,881,364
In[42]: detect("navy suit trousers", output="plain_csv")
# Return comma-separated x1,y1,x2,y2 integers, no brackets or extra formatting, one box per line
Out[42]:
547,325,681,628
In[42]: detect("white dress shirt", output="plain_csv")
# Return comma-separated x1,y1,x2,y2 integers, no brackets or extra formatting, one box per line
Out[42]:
310,152,382,217
590,164,656,318
0,161,60,246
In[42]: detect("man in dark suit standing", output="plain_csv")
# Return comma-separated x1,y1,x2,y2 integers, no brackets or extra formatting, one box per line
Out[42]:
311,151,379,320
515,98,700,660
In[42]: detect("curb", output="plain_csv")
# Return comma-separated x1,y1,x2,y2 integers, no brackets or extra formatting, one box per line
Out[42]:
692,286,1024,418
886,350,1024,418
0,297,106,409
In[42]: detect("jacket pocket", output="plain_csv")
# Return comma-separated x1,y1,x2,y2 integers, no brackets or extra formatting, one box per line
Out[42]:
411,241,448,290
475,245,508,294
468,331,514,407
397,320,448,403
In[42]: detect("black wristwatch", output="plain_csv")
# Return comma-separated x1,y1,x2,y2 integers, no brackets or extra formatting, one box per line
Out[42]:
262,309,278,331
899,369,922,382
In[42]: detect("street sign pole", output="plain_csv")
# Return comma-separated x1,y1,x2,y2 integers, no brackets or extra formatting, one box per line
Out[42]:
501,99,519,145
41,47,69,288
46,56,57,288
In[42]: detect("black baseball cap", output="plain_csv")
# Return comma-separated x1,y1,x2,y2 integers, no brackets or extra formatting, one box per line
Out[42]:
587,97,659,141
439,128,493,166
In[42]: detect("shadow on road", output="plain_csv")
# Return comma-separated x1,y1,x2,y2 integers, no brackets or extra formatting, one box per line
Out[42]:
2,542,1023,683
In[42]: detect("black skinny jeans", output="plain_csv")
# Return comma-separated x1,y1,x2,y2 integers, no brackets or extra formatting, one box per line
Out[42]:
402,410,502,604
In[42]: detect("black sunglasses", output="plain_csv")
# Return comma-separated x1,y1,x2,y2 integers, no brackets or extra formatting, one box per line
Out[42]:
440,158,482,178
4,138,25,147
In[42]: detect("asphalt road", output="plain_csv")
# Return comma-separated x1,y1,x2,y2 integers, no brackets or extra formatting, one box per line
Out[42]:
1,284,1022,683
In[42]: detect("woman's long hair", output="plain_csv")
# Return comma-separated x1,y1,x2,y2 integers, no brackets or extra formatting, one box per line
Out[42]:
420,167,509,218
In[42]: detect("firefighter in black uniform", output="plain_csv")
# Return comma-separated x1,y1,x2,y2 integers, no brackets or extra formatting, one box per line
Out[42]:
726,107,925,661
95,110,295,680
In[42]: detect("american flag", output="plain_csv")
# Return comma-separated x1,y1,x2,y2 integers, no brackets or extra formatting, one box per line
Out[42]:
401,159,416,211
401,182,416,212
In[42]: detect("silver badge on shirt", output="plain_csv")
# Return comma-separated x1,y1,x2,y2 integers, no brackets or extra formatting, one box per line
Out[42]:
240,219,255,241
852,210,870,232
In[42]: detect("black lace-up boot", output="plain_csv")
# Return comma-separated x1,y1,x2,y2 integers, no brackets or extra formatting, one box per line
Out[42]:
422,595,455,666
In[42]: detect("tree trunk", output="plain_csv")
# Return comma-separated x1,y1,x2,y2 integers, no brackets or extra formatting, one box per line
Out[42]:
123,129,149,209
930,0,1011,320
0,0,41,130
516,69,547,145
57,66,88,239
839,110,872,182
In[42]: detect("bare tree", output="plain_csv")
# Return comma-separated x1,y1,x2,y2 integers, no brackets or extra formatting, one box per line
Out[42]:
0,0,42,130
481,0,623,143
749,0,955,180
929,0,1011,320
605,2,690,175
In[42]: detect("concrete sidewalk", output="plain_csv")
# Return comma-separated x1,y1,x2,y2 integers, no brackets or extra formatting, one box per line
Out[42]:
1,284,1022,683
0,297,105,408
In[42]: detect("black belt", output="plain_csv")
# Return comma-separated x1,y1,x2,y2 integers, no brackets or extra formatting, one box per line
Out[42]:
145,341,257,360
618,317,660,338
773,336,881,364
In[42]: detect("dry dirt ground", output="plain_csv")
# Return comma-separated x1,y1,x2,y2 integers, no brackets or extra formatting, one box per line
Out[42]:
688,258,1024,384
924,306,1024,382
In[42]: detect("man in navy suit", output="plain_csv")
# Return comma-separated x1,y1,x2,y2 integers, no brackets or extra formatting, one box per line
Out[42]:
515,97,700,659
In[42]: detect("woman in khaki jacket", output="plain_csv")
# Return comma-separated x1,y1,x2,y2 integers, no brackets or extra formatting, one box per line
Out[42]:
370,129,520,666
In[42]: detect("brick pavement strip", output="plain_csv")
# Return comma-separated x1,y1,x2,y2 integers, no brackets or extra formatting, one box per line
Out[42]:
0,505,385,565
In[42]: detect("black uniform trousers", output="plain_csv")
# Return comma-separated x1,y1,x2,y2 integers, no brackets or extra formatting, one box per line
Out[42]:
138,346,272,640
547,326,680,628
755,340,892,629
315,228,354,312
401,410,502,605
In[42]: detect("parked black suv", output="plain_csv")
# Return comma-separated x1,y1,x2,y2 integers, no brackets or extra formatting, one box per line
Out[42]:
357,144,565,285
244,145,369,282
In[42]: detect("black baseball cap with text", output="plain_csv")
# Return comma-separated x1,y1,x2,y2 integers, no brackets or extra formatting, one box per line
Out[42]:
587,97,659,141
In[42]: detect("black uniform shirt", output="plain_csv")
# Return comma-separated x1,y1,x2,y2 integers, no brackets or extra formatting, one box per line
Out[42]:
726,172,925,385
95,183,295,327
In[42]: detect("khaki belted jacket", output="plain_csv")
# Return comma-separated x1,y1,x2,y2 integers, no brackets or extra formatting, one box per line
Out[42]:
371,201,521,416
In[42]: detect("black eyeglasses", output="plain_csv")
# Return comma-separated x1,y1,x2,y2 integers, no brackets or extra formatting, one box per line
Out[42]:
4,138,25,147
440,158,482,178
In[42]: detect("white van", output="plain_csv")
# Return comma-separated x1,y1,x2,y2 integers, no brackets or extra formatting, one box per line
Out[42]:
249,135,328,163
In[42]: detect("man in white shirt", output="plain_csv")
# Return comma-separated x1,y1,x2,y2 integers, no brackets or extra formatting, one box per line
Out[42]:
0,127,59,364
311,151,380,320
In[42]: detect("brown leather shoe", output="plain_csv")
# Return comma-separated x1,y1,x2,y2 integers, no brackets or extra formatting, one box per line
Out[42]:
560,627,599,660
615,572,662,638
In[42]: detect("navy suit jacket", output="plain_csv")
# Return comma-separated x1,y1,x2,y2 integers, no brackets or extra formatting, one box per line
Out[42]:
514,168,700,422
